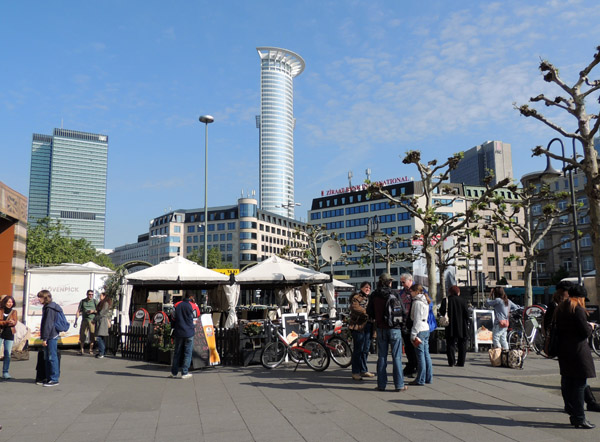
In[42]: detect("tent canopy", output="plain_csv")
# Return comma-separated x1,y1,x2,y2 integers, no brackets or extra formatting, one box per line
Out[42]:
124,256,230,288
27,262,114,275
235,256,331,287
332,279,354,292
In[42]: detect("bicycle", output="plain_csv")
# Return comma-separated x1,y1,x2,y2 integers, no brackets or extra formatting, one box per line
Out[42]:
310,316,352,368
590,324,600,357
260,318,330,371
507,308,544,360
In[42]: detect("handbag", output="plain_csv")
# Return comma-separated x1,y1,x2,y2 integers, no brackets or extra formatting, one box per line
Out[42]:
544,321,559,358
438,298,450,327
499,319,509,328
489,347,502,367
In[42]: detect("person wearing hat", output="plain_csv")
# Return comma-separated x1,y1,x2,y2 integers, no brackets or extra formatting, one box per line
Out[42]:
555,284,597,429
366,272,407,392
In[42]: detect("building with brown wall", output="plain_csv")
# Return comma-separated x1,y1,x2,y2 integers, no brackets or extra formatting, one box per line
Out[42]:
0,181,27,308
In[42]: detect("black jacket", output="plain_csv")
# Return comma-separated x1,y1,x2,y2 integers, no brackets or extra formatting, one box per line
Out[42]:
556,304,596,379
367,286,403,330
439,295,470,339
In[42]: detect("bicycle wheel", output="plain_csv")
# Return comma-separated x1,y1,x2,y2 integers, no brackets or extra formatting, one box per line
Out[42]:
591,327,600,357
289,346,303,364
532,329,545,355
261,341,286,369
508,331,529,360
302,340,330,371
327,337,352,368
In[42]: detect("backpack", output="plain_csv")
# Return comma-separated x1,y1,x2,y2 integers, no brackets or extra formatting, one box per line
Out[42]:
54,305,70,333
383,292,405,328
427,303,437,332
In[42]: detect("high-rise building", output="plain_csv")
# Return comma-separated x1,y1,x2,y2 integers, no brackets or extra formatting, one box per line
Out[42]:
450,141,513,186
28,128,108,248
256,47,305,219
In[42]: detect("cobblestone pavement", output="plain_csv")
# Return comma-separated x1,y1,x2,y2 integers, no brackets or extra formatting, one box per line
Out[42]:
0,348,598,441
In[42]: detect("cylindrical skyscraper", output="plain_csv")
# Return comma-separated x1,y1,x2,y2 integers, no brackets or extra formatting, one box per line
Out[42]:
256,47,305,218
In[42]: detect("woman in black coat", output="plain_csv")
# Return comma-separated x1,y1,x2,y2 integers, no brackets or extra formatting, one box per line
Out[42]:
556,285,596,429
439,286,470,367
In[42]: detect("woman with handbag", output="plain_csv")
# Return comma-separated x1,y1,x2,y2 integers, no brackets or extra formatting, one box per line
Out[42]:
556,285,596,429
94,293,112,359
439,286,470,367
485,287,519,351
409,284,433,386
348,282,374,381
0,296,18,379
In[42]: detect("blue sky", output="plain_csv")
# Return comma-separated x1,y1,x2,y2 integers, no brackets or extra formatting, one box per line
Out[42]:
1,1,600,249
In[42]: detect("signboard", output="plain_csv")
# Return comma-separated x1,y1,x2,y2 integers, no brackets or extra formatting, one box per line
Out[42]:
320,176,412,197
281,313,308,345
192,313,220,369
213,268,239,276
472,309,495,352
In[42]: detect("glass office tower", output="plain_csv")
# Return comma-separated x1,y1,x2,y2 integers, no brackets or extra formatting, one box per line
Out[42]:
256,47,305,218
28,128,108,248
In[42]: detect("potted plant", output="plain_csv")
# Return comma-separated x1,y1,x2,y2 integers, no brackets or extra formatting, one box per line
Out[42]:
152,323,174,363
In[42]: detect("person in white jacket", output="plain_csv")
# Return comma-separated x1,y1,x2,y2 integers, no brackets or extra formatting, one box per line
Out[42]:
409,284,433,386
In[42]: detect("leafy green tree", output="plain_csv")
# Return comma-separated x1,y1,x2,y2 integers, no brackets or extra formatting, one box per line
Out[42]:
187,247,230,269
26,217,114,268
517,46,600,297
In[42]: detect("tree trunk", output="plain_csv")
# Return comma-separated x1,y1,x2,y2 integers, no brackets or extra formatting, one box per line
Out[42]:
523,252,534,308
425,246,438,303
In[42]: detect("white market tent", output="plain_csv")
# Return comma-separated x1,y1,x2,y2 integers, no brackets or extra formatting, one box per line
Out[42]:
122,256,233,329
234,256,336,316
332,279,354,291
234,255,331,285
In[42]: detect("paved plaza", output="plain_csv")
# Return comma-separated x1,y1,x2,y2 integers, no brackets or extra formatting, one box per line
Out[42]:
0,349,599,442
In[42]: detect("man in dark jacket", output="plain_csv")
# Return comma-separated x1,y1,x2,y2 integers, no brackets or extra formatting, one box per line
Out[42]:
398,273,417,377
170,294,195,379
439,285,470,367
38,290,61,387
367,273,407,392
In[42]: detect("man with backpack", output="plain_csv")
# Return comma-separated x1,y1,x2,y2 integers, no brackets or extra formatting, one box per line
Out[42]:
367,273,407,392
74,290,97,355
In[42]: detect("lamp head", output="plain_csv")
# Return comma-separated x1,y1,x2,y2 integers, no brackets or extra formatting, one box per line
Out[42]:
199,115,215,124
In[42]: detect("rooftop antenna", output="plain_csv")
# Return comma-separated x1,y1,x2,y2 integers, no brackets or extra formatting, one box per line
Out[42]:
348,170,353,188
61,118,64,129
251,190,256,197
241,189,244,198
366,168,371,181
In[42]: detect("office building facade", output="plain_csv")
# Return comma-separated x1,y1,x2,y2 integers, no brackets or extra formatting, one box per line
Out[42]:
28,128,108,248
307,178,468,290
144,198,306,269
256,47,305,218
450,140,513,186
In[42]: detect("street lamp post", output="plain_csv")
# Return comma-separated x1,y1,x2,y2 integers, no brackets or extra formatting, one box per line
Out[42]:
199,115,214,268
366,215,382,288
542,137,583,285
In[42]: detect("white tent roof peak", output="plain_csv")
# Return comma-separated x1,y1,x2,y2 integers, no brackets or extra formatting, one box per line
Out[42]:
124,256,229,283
235,255,330,285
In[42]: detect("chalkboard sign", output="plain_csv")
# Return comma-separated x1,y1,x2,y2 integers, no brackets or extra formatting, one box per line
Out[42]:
472,309,494,352
192,314,220,369
281,313,308,344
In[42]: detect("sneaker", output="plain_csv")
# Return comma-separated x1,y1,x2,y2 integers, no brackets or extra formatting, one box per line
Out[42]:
351,373,362,381
2,374,12,380
181,373,193,379
168,374,177,378
360,372,375,378
43,381,59,387
35,379,47,386
95,354,104,359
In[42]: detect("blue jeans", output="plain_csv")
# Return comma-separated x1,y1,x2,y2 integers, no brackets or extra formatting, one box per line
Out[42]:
414,330,432,385
171,336,193,376
376,328,404,390
351,323,372,374
0,338,13,376
44,338,60,382
96,336,106,356
492,323,509,350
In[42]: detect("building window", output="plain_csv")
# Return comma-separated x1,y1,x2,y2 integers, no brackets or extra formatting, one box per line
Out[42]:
208,224,215,231
487,244,494,252
502,245,510,252
560,236,571,249
187,226,195,233
582,255,594,271
504,272,512,280
580,234,592,247
488,257,495,266
488,271,496,281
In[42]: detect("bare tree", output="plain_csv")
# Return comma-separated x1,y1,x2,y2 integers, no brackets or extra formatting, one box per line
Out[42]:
480,183,571,306
356,231,408,275
368,150,510,303
517,46,600,296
